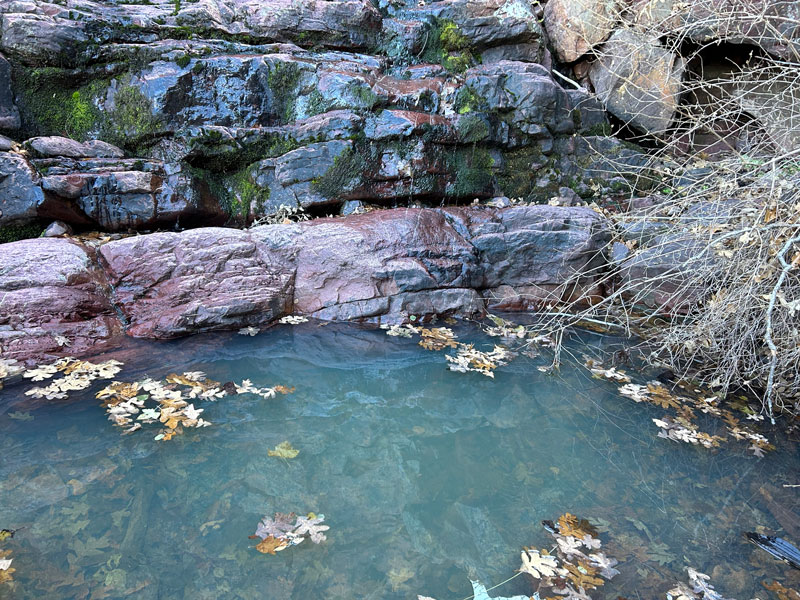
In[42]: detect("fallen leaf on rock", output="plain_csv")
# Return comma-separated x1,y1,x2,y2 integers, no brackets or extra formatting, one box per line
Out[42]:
268,441,299,459
279,315,308,325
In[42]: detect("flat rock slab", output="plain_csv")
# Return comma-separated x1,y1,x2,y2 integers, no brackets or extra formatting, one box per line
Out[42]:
1,206,611,361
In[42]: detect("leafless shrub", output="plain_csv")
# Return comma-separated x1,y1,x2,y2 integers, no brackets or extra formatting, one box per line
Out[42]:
530,1,800,420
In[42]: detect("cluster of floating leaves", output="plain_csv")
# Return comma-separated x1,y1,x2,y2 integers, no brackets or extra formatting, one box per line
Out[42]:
17,358,123,400
249,512,329,555
667,567,734,600
97,372,293,441
588,362,774,456
519,513,619,599
382,324,516,378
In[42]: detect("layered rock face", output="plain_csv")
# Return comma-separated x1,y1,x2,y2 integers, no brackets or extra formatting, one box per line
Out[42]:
0,205,610,361
0,0,668,232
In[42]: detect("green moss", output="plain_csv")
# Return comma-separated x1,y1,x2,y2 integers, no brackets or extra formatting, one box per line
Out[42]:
267,62,302,124
457,114,490,143
172,0,181,15
305,89,329,117
0,222,44,244
584,122,613,137
445,146,495,198
175,54,191,68
188,131,301,172
420,18,476,74
453,86,487,115
311,147,366,199
100,84,161,150
13,67,106,140
228,167,270,220
496,147,544,200
345,80,380,110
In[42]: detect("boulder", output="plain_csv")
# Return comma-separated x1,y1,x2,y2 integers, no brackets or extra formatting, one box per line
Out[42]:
457,61,575,137
544,0,620,62
251,208,483,318
26,137,125,159
617,233,713,312
0,238,121,361
98,228,294,339
3,206,613,360
42,220,73,237
589,29,685,135
634,0,800,62
0,151,43,226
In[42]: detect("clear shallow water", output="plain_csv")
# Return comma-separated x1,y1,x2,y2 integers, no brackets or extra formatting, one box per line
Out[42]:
0,322,798,600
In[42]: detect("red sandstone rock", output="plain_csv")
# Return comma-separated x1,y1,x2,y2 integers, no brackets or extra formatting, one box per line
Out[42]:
0,238,121,361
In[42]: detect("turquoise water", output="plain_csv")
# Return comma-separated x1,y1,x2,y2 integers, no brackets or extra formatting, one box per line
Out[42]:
1,322,798,599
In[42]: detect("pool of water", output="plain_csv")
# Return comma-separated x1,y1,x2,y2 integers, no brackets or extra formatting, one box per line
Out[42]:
1,322,798,599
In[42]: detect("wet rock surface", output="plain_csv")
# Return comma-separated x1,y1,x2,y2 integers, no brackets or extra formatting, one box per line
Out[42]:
0,206,609,360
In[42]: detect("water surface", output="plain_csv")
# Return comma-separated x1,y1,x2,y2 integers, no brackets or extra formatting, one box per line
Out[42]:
1,322,798,599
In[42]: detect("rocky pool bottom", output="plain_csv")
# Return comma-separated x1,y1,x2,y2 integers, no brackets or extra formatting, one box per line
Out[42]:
0,322,798,599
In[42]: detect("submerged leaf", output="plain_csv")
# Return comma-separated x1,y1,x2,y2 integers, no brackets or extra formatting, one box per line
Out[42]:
268,441,299,459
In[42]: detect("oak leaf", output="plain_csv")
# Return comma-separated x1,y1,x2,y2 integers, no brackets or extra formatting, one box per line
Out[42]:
519,547,558,578
557,513,597,539
255,535,289,554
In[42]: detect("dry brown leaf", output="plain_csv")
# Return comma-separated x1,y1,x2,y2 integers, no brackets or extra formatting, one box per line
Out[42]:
255,535,289,554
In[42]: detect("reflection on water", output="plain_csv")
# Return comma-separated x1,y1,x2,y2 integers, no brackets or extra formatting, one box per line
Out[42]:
0,322,798,599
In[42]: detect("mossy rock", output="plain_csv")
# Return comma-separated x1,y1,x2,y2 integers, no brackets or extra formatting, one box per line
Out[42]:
311,146,366,200
0,222,44,244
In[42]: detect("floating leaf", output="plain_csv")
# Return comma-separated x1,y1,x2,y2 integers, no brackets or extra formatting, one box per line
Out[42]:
254,513,296,539
519,548,559,578
0,530,13,542
293,514,329,543
268,441,299,459
564,560,603,590
558,513,597,539
419,328,458,351
255,535,289,554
